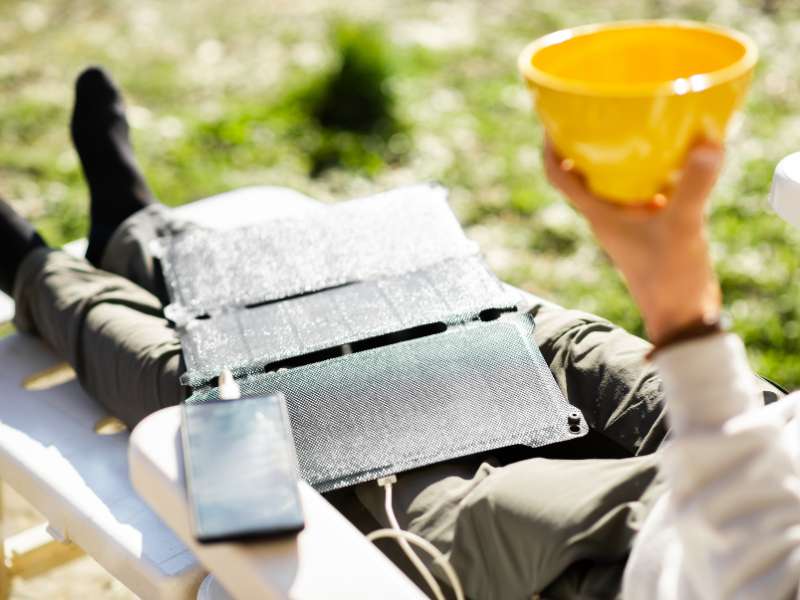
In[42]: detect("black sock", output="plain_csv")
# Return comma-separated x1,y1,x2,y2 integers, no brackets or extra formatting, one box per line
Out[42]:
0,198,47,296
70,66,154,267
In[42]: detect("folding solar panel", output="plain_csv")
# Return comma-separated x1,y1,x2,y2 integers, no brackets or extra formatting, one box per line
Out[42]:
159,185,587,492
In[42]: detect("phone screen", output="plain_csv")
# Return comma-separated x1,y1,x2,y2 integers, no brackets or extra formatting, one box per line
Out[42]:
181,393,304,543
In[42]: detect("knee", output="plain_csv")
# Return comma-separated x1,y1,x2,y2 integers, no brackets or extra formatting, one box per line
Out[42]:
450,461,568,597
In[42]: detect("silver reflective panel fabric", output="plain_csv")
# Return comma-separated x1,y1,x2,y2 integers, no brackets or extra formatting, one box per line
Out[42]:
187,312,586,492
179,256,520,387
159,184,477,320
164,185,586,492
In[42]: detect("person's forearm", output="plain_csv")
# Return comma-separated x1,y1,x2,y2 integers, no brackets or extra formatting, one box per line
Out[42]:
542,140,726,349
626,235,721,346
655,334,800,598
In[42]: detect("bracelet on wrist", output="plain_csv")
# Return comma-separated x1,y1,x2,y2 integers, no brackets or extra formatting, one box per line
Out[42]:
646,312,730,360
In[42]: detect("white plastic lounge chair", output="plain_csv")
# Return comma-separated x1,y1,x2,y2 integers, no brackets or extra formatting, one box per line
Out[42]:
0,187,423,599
770,151,800,229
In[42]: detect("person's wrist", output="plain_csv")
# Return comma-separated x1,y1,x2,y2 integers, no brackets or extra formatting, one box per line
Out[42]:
640,280,721,345
613,230,719,345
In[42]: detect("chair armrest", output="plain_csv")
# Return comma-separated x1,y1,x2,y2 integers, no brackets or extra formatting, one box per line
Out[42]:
129,407,425,600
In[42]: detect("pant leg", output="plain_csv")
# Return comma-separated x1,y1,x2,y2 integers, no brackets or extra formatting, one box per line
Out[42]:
13,247,185,428
356,453,665,600
99,203,183,305
525,299,666,456
526,298,784,456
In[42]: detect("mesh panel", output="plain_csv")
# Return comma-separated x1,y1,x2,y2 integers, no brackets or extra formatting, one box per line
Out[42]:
158,184,477,320
166,186,587,492
178,256,520,386
188,312,586,492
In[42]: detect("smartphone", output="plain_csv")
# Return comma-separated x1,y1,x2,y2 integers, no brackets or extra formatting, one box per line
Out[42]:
180,393,305,543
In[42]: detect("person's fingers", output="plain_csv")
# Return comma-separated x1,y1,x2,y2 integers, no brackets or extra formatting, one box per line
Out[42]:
543,138,667,221
628,192,670,214
542,139,603,215
672,142,725,209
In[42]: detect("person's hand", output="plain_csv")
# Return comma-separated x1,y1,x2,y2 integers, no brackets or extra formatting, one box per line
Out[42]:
542,138,725,345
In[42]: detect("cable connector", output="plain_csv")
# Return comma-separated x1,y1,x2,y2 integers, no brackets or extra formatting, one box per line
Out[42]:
370,473,464,600
377,475,397,487
218,368,241,400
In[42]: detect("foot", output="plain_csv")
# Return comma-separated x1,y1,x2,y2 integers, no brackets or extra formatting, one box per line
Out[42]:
0,198,47,296
70,66,154,267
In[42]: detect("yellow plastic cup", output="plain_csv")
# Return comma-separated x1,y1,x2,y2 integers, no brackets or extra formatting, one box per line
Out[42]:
518,20,757,203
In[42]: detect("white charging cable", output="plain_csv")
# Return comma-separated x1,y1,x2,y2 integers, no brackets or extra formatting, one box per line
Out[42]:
367,476,465,600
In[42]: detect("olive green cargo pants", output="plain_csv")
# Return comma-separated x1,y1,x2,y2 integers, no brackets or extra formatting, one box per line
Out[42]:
12,203,783,599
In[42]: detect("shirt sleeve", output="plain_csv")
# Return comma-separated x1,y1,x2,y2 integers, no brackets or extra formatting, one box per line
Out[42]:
653,333,800,599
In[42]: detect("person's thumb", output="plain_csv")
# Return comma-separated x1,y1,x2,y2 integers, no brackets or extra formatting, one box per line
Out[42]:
672,142,725,210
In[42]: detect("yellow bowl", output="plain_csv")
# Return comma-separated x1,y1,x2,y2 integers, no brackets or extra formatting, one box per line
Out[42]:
518,20,757,203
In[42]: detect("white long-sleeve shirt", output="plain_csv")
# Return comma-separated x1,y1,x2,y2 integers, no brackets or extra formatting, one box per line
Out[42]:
623,333,800,599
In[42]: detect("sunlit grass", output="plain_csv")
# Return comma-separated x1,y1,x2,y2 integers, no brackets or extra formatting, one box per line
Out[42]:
1,0,799,386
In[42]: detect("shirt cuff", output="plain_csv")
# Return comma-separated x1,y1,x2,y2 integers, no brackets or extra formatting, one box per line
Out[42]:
653,332,762,434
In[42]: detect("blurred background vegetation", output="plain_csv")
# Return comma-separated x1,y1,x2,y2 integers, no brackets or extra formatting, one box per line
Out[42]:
1,0,799,388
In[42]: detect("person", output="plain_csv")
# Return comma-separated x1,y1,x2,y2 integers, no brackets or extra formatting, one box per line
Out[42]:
544,141,800,599
0,66,788,599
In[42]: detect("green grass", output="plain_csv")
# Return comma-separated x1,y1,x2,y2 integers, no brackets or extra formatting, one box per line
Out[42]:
2,0,800,387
